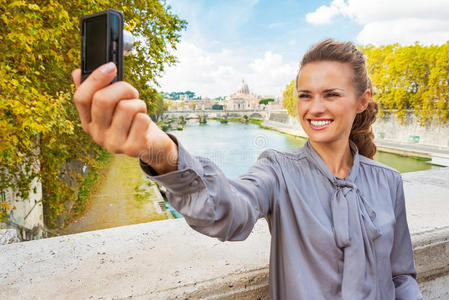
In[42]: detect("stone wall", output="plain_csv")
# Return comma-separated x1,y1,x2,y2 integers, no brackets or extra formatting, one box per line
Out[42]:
1,157,92,239
1,175,45,242
373,111,449,147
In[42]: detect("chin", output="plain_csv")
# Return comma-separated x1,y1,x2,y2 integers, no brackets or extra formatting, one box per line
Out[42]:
303,127,342,145
308,134,336,145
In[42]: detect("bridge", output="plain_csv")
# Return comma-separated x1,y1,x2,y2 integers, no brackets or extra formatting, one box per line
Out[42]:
163,109,268,120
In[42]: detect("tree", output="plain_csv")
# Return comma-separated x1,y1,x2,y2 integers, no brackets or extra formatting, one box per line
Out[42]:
282,80,297,116
361,42,449,124
0,0,186,226
259,98,275,105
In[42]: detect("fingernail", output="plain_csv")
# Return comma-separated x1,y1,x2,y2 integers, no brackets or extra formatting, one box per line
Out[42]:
101,62,116,74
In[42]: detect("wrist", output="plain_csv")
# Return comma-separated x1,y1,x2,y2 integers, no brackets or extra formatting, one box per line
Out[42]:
153,137,178,174
140,132,178,175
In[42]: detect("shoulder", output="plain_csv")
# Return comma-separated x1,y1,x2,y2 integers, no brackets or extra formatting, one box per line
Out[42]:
359,154,402,183
359,154,399,173
257,145,308,165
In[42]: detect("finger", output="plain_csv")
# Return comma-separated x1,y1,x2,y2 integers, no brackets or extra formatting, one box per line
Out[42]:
106,99,147,150
72,69,81,88
91,81,140,131
124,113,152,158
73,62,117,125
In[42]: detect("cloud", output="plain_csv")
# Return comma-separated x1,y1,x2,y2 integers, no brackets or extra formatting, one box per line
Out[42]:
357,18,449,45
305,0,348,25
159,42,297,98
305,0,449,45
248,51,297,95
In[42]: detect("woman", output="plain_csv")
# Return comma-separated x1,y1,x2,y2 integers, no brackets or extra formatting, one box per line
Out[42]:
72,39,422,299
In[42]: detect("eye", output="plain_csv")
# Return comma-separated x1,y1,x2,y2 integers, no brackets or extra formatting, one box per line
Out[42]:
326,92,340,98
298,94,311,99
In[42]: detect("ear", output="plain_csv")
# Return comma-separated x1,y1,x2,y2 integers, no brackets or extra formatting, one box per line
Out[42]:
357,89,371,113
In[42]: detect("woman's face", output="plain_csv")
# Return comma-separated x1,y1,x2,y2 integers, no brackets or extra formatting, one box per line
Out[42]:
296,61,368,147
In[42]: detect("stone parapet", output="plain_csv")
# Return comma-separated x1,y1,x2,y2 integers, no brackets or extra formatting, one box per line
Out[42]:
1,168,448,299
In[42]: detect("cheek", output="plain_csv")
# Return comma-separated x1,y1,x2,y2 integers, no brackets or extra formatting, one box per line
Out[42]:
331,101,357,123
297,101,307,116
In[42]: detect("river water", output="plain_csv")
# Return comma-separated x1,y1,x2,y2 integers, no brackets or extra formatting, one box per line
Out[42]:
171,119,437,177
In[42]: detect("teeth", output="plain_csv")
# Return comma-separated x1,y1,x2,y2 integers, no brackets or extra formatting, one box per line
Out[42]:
310,120,332,127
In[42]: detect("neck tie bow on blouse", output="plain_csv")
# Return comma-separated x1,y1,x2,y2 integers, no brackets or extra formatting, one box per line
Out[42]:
305,140,383,300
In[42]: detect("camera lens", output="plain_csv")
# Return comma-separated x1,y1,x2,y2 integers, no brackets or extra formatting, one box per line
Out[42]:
123,30,134,56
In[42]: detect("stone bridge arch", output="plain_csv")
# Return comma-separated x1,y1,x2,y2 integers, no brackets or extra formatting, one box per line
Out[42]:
249,112,263,119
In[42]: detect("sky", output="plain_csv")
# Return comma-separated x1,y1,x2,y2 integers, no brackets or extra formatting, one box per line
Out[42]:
158,0,449,98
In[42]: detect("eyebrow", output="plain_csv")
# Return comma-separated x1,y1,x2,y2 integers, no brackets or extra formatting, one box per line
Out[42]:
324,88,344,93
297,88,344,93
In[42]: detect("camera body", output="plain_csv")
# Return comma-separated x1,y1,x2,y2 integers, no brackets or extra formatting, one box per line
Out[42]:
80,9,124,83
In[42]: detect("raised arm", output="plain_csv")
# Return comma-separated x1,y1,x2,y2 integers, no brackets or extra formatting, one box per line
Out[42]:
390,173,423,300
140,133,281,242
71,63,279,242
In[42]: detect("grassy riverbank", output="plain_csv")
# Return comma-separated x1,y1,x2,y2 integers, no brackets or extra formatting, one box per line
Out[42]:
59,154,171,235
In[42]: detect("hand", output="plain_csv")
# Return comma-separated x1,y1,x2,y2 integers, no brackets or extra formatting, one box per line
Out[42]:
72,62,178,174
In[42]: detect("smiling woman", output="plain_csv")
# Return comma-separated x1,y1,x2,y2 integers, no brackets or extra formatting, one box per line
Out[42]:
72,37,423,299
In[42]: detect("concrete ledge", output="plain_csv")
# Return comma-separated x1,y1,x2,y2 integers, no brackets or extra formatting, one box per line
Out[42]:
1,169,449,299
0,218,271,300
403,168,449,295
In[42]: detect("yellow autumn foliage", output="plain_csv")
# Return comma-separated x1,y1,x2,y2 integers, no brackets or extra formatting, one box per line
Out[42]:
0,0,186,226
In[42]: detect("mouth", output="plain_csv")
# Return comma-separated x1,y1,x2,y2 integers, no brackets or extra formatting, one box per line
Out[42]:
307,119,333,130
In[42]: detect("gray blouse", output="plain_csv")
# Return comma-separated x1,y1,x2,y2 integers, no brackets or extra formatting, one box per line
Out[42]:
139,133,423,300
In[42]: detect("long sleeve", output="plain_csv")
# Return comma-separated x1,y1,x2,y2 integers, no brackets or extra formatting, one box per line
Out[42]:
139,133,281,242
390,173,423,300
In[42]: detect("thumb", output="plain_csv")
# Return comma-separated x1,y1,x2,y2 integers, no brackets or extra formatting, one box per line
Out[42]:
72,69,81,88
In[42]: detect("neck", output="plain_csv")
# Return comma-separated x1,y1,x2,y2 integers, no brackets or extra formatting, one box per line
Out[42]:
309,139,354,179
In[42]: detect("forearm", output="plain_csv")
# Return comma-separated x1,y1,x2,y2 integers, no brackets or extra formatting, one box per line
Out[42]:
139,133,278,241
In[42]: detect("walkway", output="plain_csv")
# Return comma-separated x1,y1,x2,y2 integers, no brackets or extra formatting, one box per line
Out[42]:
375,139,449,159
59,154,171,235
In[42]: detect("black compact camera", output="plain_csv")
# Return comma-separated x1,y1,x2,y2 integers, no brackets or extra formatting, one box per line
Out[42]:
80,9,133,83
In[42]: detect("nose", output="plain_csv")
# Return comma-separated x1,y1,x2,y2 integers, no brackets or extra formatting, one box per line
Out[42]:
309,95,326,115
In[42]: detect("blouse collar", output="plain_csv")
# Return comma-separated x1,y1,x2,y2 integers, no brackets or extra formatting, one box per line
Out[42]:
303,139,360,185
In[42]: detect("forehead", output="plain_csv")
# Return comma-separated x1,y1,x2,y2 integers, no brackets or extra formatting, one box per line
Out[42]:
297,61,354,91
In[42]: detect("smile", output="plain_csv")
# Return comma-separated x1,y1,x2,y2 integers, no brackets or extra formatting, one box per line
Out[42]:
308,119,333,130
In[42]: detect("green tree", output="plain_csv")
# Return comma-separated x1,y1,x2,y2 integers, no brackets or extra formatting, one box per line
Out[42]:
259,98,274,105
0,0,186,225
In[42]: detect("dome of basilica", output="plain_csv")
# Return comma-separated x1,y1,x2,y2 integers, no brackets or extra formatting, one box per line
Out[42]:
237,79,250,94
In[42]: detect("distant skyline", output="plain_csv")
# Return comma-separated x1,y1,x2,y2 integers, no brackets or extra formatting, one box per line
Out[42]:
159,0,449,98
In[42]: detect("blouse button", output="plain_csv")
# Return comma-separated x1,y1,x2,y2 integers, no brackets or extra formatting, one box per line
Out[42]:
190,179,199,186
